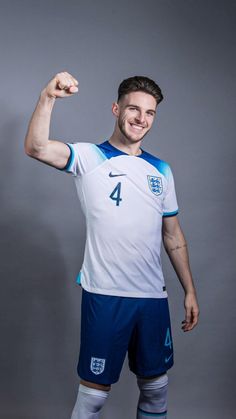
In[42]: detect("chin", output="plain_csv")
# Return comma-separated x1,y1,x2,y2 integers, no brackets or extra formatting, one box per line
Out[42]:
123,134,142,143
119,123,148,143
127,131,148,143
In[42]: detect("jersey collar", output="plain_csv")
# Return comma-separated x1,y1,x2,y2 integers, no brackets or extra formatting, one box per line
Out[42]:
99,140,145,157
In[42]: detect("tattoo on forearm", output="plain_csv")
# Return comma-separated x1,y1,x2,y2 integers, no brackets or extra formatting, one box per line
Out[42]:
170,243,187,252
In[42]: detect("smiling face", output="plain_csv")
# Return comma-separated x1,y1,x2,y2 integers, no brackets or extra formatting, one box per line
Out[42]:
112,91,157,144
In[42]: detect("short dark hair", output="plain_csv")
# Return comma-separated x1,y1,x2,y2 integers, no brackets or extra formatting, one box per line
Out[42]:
118,76,163,105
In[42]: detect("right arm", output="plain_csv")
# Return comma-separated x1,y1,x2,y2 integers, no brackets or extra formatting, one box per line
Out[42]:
24,72,78,169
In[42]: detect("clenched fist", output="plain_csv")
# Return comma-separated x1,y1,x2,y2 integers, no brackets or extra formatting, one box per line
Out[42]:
43,71,79,99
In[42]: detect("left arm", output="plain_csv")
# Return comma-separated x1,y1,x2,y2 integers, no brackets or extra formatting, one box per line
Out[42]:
162,215,200,332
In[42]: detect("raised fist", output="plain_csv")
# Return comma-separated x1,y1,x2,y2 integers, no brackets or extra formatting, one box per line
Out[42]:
43,71,79,99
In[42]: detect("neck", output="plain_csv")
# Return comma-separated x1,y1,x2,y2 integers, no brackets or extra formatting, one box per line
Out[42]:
109,132,143,156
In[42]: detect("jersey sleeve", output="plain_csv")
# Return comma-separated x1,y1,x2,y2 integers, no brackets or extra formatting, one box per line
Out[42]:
163,165,179,217
62,142,107,176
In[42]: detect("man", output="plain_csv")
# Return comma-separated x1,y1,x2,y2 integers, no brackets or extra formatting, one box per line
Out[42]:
25,72,199,419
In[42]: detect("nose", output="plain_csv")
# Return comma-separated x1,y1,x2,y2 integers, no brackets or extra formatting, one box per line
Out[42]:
135,110,145,124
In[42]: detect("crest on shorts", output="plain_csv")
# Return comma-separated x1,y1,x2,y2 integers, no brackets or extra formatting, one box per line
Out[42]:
147,175,163,196
90,357,106,375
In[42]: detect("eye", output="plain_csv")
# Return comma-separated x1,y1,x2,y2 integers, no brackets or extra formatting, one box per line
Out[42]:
147,111,155,117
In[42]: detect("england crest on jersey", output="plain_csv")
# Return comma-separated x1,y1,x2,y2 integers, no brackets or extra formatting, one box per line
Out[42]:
147,175,163,196
90,357,106,375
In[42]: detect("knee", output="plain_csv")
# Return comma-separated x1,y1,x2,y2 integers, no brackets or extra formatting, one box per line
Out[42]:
80,379,111,392
137,373,168,393
137,373,168,410
71,383,110,418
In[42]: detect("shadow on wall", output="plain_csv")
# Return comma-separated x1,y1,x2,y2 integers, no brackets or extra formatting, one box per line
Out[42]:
0,114,79,419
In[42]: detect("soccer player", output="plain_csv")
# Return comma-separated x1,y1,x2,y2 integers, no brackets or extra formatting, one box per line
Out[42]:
24,72,199,419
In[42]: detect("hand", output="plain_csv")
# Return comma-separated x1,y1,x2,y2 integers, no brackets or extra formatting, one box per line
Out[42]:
42,71,79,99
182,291,199,332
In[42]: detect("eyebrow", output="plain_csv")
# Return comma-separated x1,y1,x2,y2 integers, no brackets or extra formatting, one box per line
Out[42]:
126,104,156,114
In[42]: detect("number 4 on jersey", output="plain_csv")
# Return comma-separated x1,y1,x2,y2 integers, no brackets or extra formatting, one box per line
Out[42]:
110,182,122,206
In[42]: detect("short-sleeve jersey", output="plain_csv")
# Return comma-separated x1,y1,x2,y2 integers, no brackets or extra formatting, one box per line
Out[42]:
64,140,178,298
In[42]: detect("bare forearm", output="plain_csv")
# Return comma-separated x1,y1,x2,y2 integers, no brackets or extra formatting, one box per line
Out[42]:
24,72,78,168
163,229,196,294
162,216,199,331
24,91,55,156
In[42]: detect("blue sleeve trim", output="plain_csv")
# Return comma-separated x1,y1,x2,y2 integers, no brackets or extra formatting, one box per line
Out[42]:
76,272,82,285
61,143,74,172
163,210,179,217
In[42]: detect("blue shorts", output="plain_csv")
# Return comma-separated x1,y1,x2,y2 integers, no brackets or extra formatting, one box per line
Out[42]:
78,289,174,385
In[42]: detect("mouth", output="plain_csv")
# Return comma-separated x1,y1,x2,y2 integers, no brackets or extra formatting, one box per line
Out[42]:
129,123,145,132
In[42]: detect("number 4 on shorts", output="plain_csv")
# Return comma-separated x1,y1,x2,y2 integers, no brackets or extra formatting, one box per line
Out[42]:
164,327,172,350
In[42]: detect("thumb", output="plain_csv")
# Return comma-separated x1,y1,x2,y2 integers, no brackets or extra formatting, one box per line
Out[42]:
69,85,79,94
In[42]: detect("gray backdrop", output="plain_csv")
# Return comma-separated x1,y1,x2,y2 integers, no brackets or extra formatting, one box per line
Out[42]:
0,0,235,418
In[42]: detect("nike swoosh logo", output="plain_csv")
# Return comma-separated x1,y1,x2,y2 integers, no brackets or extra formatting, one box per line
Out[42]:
109,172,127,177
165,354,173,363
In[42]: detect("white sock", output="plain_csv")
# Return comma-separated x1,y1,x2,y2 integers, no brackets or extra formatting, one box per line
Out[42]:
137,374,168,418
71,384,109,419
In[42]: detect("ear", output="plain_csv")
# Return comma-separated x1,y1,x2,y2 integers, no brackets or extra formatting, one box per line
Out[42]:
111,102,119,117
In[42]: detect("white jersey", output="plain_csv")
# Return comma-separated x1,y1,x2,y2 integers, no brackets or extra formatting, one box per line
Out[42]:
64,140,178,298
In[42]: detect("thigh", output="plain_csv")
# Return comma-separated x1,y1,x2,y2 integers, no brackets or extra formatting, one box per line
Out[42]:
128,298,174,378
78,289,138,385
